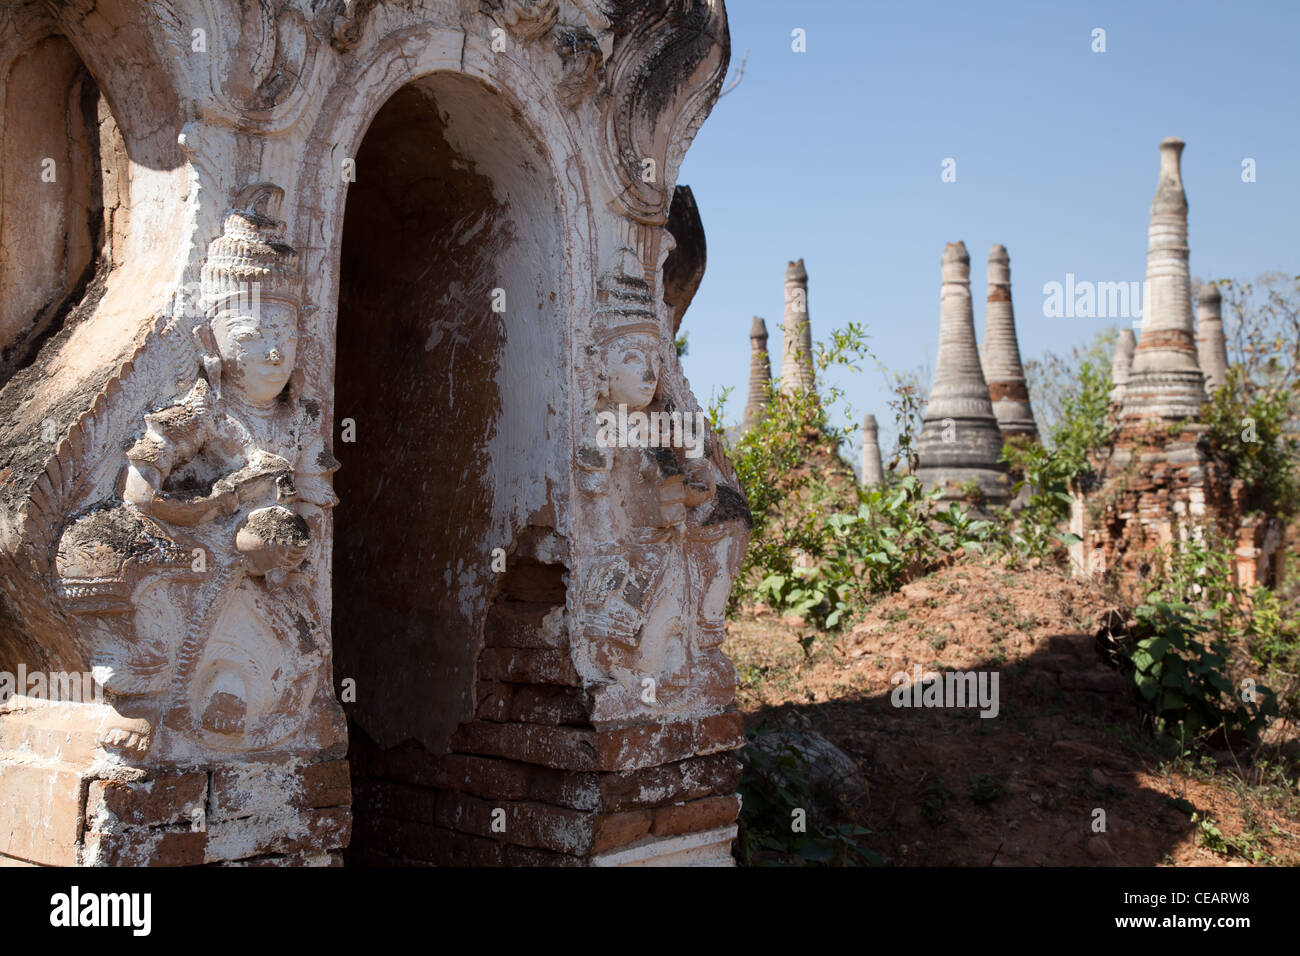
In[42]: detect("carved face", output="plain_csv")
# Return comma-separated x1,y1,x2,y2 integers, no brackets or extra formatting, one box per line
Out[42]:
212,298,299,404
606,337,659,411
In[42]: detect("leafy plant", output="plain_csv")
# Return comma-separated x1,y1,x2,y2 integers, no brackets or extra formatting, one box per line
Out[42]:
885,376,925,475
1202,363,1299,516
756,564,849,631
1138,534,1300,728
1051,358,1113,485
1022,328,1117,444
1126,598,1277,745
711,323,871,611
820,476,994,609
999,437,1077,559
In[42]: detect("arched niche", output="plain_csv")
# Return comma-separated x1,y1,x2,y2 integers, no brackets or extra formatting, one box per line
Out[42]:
331,71,568,862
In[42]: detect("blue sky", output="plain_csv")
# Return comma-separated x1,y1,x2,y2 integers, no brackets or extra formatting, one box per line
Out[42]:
677,0,1300,461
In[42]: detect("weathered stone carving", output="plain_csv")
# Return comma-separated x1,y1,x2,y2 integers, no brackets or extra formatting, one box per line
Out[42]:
314,0,379,52
596,1,729,224
53,183,337,759
663,185,707,332
576,245,748,720
198,0,323,126
555,25,606,106
487,0,561,41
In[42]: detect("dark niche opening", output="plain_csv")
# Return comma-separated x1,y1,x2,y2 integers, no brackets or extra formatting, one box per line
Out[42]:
332,73,565,865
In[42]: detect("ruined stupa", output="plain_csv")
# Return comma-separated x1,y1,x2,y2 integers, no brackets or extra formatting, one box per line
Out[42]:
915,242,1009,504
743,316,772,430
1110,328,1136,406
780,258,816,396
1121,138,1206,422
1196,281,1229,394
1071,138,1283,593
981,244,1038,441
860,414,885,487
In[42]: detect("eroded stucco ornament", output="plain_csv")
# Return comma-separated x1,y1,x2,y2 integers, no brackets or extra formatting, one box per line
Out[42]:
557,0,740,729
313,0,379,52
55,184,337,759
197,0,321,123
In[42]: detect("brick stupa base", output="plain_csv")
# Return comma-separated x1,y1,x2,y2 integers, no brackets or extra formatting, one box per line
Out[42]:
1069,422,1285,595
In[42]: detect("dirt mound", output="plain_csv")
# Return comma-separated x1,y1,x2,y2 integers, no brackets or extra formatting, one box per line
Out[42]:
728,560,1300,865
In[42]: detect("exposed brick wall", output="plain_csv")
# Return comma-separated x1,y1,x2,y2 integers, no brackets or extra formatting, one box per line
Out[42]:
345,528,743,866
1073,422,1285,593
78,760,351,866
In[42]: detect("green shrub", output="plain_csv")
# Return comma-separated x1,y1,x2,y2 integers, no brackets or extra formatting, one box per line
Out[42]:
999,438,1076,559
710,324,870,611
1202,364,1299,516
820,477,994,612
1118,536,1282,745
1127,598,1277,745
1050,358,1113,484
756,564,849,631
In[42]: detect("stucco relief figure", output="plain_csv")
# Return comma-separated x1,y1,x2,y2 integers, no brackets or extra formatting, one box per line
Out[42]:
57,185,337,757
579,262,749,712
682,456,750,707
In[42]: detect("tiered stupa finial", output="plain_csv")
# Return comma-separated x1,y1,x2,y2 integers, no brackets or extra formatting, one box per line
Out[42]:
1121,138,1205,421
860,413,884,487
780,259,816,396
981,244,1037,441
914,242,1008,504
742,316,772,430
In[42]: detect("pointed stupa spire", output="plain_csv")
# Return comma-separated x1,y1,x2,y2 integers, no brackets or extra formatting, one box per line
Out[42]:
860,413,885,487
1121,138,1205,422
742,316,772,431
1110,328,1136,406
780,258,816,396
981,244,1038,441
915,242,1009,504
1196,281,1229,395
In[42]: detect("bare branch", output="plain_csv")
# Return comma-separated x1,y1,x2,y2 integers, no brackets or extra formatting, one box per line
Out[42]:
718,48,748,99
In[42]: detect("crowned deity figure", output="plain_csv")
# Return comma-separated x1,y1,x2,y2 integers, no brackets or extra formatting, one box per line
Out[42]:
123,184,337,581
56,184,338,758
577,249,750,717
